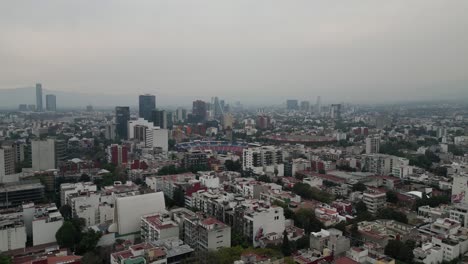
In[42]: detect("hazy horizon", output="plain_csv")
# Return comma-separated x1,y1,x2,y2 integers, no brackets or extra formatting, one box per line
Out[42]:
1,1,468,104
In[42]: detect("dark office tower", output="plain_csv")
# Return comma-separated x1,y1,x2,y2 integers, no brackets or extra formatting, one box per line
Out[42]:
152,110,167,129
192,100,207,122
286,99,299,110
139,94,156,121
115,106,130,140
45,94,57,111
36,83,43,112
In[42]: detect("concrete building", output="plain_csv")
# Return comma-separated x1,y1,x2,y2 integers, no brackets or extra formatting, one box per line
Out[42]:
141,212,179,242
0,182,45,208
31,139,56,171
451,174,468,204
363,189,386,215
146,128,169,151
32,204,64,246
0,211,27,251
300,101,310,112
242,146,284,176
60,182,98,207
182,151,208,169
286,100,299,111
104,122,116,140
450,204,468,227
36,83,43,112
330,104,341,119
310,229,350,256
243,205,285,247
107,144,128,166
152,110,167,129
0,146,15,183
362,154,405,175
365,136,380,154
182,214,231,251
115,106,130,140
139,94,156,121
222,113,234,130
114,192,166,237
45,94,56,111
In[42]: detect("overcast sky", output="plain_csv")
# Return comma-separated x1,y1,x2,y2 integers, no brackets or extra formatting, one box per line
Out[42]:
1,0,467,104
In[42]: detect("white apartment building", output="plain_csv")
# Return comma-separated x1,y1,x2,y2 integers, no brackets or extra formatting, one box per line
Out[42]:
450,204,468,227
114,192,166,237
452,174,468,204
363,190,386,214
141,212,179,242
292,158,310,176
199,174,220,189
197,218,231,251
243,205,285,247
60,182,98,206
365,136,380,154
242,146,284,176
362,154,408,176
32,139,56,171
32,204,64,246
128,118,168,151
0,211,27,251
0,146,15,183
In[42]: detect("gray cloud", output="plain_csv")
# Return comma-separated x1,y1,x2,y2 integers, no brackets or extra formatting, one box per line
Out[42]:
0,0,467,104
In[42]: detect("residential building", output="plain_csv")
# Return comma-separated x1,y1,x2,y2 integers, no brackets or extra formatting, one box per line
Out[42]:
32,203,64,246
0,182,45,208
243,205,285,247
0,146,15,183
242,146,284,176
363,189,386,214
31,139,56,171
0,211,27,251
107,144,128,166
365,136,380,154
141,212,179,242
182,151,208,169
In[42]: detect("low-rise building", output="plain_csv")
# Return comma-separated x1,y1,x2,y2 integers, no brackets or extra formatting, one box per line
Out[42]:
141,212,179,242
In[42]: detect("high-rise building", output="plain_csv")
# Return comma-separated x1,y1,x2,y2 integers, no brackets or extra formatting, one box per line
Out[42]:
192,100,207,122
31,139,56,171
35,83,43,112
242,146,284,176
107,144,128,166
300,101,310,112
330,104,342,119
152,110,167,129
0,146,15,183
45,94,56,111
286,100,299,111
212,97,224,118
139,94,156,121
115,106,130,140
316,96,321,114
365,136,380,154
176,107,187,122
18,104,27,111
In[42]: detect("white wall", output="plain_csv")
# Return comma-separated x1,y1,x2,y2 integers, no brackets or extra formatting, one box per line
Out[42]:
115,192,166,235
0,226,26,251
32,139,55,171
32,218,63,246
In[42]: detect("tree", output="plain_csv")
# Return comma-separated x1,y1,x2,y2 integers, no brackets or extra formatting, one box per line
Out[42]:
384,239,414,263
294,209,324,233
352,182,366,192
0,254,11,264
355,201,367,214
377,208,408,224
172,187,186,207
281,230,292,256
55,221,79,249
386,191,399,204
59,205,72,220
81,252,103,264
76,229,102,254
225,160,242,172
79,173,90,182
258,175,271,183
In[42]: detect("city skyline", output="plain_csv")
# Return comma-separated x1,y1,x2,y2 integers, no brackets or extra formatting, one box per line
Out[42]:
1,1,468,103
